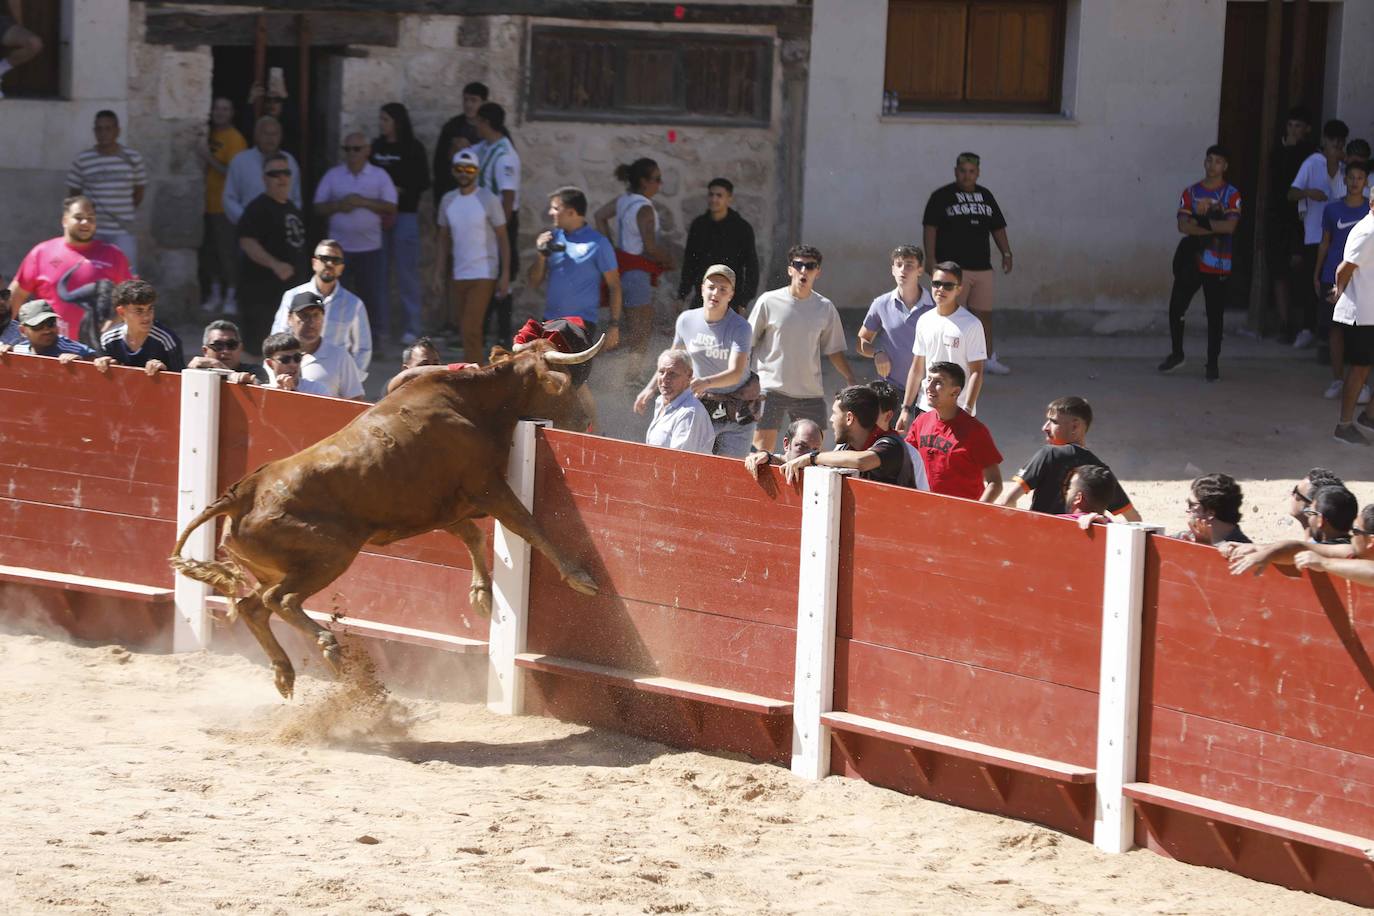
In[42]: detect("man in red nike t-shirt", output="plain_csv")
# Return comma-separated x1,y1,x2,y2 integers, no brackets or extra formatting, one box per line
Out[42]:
905,360,1002,501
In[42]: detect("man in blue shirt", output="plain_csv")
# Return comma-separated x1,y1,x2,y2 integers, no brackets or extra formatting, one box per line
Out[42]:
3,299,115,371
100,279,185,375
529,185,622,350
857,244,934,399
1316,158,1370,400
0,286,20,346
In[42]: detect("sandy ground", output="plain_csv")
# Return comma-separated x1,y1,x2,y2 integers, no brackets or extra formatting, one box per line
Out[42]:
0,631,1360,915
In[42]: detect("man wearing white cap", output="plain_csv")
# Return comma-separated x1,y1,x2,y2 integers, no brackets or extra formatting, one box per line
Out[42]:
435,148,510,363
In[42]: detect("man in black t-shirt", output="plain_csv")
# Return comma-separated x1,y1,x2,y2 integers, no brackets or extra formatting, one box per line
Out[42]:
780,385,914,487
237,153,309,357
997,396,1140,519
923,152,1013,375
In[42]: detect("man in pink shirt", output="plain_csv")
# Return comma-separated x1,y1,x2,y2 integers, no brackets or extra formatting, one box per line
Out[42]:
8,195,132,344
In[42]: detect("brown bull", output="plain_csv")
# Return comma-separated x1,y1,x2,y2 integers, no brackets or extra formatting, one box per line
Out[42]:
169,338,603,698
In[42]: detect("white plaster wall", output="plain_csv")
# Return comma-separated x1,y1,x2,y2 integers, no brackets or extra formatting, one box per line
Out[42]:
802,0,1238,319
1330,0,1374,131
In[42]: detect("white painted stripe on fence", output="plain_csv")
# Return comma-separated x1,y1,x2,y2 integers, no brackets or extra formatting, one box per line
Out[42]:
173,370,221,652
1094,522,1161,853
487,419,547,715
791,466,843,781
301,610,487,650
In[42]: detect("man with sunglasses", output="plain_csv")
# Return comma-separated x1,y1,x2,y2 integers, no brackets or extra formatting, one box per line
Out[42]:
237,153,309,357
1174,473,1251,545
897,261,986,431
747,244,854,453
1,299,114,372
1225,484,1360,576
923,152,1013,375
261,331,306,391
272,240,373,379
186,320,266,384
1295,504,1374,586
314,132,398,341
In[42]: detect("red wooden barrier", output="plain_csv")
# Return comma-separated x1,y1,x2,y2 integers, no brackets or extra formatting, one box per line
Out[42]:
831,481,1105,838
520,429,804,762
1135,536,1374,905
216,384,491,645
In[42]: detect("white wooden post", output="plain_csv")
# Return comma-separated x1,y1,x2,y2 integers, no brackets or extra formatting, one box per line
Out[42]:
791,466,843,780
1093,522,1161,852
172,370,222,652
487,419,547,715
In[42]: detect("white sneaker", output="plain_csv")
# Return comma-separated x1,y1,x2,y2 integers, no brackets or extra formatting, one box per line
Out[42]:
1292,328,1315,348
200,282,222,312
222,288,239,316
1360,386,1372,406
1323,379,1344,399
985,354,1011,375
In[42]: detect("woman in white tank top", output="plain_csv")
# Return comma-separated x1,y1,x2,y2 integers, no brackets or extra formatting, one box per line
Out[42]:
594,157,674,379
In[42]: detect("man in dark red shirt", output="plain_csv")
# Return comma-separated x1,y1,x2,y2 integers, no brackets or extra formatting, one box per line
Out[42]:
905,361,1002,501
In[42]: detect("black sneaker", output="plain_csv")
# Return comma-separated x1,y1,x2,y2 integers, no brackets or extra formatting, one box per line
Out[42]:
1333,424,1369,446
1157,353,1185,373
1205,364,1219,382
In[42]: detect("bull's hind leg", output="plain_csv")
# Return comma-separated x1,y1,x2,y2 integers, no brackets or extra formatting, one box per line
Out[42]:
469,481,598,596
260,583,344,677
237,593,298,699
446,519,492,617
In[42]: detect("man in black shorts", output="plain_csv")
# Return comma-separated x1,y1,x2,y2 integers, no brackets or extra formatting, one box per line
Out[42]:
997,395,1141,520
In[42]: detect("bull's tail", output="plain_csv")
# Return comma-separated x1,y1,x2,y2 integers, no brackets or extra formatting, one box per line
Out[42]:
168,489,251,621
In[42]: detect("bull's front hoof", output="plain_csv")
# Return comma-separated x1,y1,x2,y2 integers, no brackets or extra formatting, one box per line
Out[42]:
470,584,493,618
273,662,296,699
318,633,344,675
564,568,598,596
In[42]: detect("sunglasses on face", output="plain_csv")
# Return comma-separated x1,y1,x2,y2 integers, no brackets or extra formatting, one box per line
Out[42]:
1301,507,1319,518
1291,486,1312,505
790,260,819,272
930,280,960,291
1352,526,1370,537
452,164,478,174
342,145,367,153
30,318,58,330
264,169,292,179
272,352,304,365
207,339,241,351
1185,500,1212,518
314,254,344,265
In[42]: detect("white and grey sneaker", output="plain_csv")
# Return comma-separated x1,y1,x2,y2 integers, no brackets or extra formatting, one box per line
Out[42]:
1360,386,1372,406
1333,423,1369,446
1292,328,1316,349
985,353,1011,375
1323,379,1344,399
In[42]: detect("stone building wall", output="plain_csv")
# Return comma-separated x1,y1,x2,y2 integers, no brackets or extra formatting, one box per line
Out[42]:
109,5,793,327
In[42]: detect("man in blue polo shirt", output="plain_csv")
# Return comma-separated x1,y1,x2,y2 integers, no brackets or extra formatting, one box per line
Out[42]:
3,299,115,370
529,185,622,350
857,244,933,399
100,279,185,375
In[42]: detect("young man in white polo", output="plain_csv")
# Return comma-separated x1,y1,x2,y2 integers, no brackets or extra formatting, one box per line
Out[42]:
896,261,986,432
1330,187,1374,445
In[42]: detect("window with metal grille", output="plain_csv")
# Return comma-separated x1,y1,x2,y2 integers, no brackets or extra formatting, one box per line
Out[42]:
4,0,63,98
885,0,1066,113
528,27,772,125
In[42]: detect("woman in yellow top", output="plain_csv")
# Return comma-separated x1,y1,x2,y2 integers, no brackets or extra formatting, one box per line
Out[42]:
195,96,248,314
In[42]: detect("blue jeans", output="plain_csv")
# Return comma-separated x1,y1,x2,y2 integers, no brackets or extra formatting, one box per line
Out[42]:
712,419,755,457
382,213,421,339
343,247,387,339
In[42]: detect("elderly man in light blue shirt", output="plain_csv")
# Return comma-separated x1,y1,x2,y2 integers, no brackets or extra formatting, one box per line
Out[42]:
645,348,714,454
222,116,301,223
271,239,373,380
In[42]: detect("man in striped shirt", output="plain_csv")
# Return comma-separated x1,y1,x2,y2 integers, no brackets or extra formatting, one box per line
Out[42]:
1,300,115,371
99,279,185,375
66,110,147,270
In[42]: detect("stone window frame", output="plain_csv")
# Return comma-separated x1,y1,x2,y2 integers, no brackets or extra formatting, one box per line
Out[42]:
884,0,1068,114
526,25,773,127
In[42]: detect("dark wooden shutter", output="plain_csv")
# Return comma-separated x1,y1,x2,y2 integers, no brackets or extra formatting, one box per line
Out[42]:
887,1,967,103
965,1,1061,107
621,45,677,109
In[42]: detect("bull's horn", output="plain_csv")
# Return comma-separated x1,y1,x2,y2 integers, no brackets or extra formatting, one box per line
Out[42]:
543,334,606,366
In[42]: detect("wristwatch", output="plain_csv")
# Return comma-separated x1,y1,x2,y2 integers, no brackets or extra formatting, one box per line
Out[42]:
808,449,820,467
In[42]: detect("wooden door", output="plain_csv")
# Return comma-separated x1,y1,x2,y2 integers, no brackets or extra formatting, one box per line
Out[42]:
1217,1,1329,308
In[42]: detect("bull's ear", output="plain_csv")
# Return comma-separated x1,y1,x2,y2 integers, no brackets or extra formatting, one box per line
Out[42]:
488,346,513,365
540,368,571,396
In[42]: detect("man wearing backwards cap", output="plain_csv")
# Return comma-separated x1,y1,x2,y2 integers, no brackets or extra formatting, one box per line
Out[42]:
436,148,509,363
0,299,115,371
284,290,365,400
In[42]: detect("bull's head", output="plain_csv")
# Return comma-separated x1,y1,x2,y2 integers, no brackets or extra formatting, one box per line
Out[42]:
492,335,606,431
